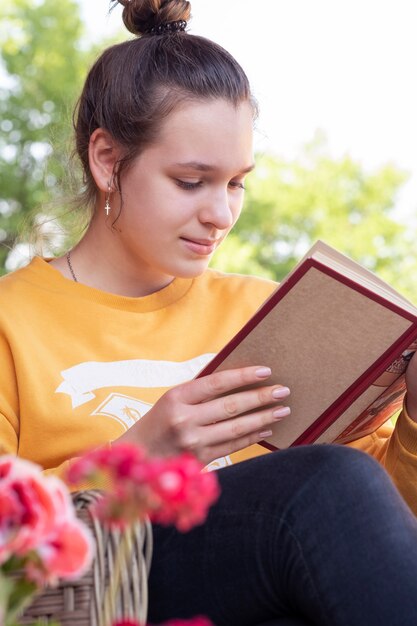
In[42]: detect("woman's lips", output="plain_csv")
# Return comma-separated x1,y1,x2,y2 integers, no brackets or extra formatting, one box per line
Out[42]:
180,237,218,256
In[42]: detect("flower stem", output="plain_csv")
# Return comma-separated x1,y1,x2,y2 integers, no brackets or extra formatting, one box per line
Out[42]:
100,525,136,626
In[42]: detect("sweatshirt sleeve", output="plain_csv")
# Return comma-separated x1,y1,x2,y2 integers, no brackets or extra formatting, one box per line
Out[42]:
349,405,417,515
0,329,103,491
0,409,83,489
0,330,20,455
0,411,18,455
0,412,108,492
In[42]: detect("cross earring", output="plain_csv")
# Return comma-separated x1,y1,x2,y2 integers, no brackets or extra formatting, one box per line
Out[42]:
104,183,112,216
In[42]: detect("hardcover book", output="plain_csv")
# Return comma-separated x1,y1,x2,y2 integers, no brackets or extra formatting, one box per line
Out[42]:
198,241,417,449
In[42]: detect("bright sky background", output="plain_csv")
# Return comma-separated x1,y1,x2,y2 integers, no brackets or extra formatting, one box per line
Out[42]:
77,0,417,223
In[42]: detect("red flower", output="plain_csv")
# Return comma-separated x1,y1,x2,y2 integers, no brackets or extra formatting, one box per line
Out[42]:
68,444,220,532
0,457,61,563
0,456,94,582
145,454,220,532
33,518,94,584
67,443,146,484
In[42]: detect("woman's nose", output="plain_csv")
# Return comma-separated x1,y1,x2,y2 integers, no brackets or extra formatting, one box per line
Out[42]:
199,191,234,230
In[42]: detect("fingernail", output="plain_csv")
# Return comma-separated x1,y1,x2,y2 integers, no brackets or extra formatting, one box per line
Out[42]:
259,430,273,438
273,407,291,419
255,367,272,378
272,386,290,399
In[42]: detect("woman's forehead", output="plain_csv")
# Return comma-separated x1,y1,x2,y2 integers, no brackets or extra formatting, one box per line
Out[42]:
148,99,254,166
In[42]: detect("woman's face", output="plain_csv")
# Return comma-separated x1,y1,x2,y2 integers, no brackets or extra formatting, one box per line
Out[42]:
111,98,255,288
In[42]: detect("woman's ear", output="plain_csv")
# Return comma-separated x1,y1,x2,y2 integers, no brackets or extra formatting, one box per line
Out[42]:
88,128,120,192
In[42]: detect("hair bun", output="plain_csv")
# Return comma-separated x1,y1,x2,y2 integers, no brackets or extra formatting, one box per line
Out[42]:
115,0,191,37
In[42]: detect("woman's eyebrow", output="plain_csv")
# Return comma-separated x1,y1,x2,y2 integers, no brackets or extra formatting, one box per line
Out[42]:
173,161,256,174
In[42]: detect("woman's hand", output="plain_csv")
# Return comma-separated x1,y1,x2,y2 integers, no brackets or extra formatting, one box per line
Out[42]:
116,366,290,464
406,352,417,422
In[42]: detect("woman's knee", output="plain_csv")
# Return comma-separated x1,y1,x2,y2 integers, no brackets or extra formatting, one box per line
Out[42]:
216,444,391,518
300,443,382,480
261,444,396,514
242,444,385,491
291,444,392,500
279,444,405,527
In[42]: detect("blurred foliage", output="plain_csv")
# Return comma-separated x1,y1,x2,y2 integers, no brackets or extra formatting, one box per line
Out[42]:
0,0,123,272
212,137,417,302
1,1,417,304
0,0,89,270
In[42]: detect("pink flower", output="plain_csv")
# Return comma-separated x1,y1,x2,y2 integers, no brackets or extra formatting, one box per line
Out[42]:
32,518,94,584
0,455,94,582
0,458,59,563
68,445,220,532
67,443,146,484
145,455,220,532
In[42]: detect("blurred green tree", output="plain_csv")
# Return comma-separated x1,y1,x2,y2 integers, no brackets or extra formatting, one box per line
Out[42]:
212,136,417,302
0,0,98,272
1,2,416,303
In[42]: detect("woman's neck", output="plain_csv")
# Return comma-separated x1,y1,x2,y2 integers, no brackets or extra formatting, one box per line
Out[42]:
50,220,175,297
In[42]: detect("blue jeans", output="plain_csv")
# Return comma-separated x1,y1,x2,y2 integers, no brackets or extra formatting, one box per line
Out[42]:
148,445,417,625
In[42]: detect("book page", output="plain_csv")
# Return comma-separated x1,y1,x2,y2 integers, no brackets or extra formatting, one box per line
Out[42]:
299,241,415,309
315,339,417,443
314,375,406,444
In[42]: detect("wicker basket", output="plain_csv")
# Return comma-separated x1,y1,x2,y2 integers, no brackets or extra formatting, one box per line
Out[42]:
19,490,153,626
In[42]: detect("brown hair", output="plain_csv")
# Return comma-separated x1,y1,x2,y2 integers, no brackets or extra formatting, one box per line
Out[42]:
74,0,255,214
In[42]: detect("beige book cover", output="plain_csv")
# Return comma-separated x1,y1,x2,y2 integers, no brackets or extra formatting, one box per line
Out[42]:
198,242,417,449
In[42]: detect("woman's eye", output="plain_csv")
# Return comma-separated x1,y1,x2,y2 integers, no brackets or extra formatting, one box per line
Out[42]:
175,179,245,191
229,181,246,190
176,180,202,190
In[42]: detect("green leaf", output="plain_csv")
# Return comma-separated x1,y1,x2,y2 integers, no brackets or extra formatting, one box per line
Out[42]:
0,568,39,626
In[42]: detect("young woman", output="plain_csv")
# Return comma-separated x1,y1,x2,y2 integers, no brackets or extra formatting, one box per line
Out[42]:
1,1,417,624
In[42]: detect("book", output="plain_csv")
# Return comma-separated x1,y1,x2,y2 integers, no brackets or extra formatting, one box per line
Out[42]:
197,241,417,449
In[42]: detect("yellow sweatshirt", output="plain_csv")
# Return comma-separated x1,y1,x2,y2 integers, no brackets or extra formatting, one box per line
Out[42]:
1,257,417,513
